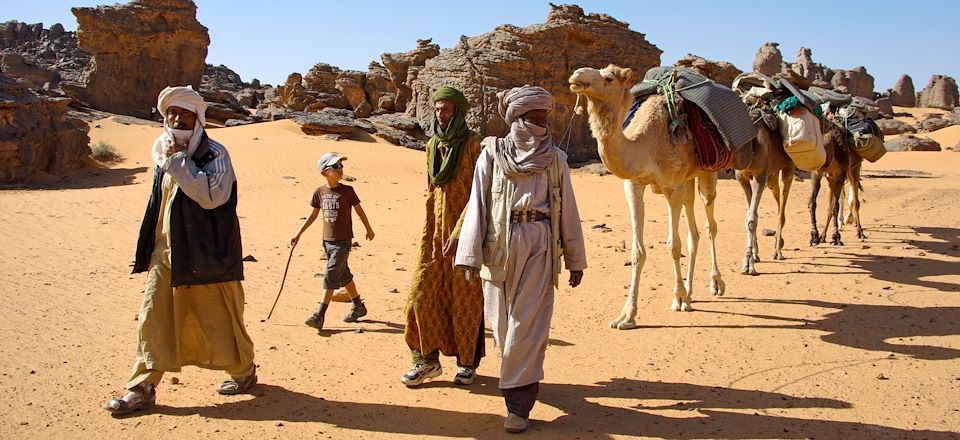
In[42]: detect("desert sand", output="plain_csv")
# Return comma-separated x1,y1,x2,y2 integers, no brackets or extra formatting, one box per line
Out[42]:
0,109,958,439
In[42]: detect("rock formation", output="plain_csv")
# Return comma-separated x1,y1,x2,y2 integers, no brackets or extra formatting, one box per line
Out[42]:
381,39,440,113
875,118,916,136
0,20,89,90
411,4,662,161
752,42,783,76
674,54,742,88
889,74,915,107
71,0,210,118
917,75,959,110
0,73,90,183
829,66,874,99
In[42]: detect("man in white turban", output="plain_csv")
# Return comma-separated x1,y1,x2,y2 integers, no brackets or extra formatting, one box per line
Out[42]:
104,86,256,416
455,85,587,433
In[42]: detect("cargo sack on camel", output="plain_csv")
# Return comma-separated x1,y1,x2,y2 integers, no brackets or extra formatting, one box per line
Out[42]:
626,66,756,170
775,94,827,171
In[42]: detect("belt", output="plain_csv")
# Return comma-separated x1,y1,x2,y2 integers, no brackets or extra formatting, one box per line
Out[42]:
509,210,550,223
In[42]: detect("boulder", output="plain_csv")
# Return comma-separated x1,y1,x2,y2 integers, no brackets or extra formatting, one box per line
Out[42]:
752,42,783,76
365,112,428,149
380,39,440,112
884,135,940,152
71,0,210,118
411,4,662,161
875,97,893,117
920,118,951,132
917,75,959,110
0,73,90,183
674,54,742,87
889,74,915,107
875,118,916,136
291,108,357,136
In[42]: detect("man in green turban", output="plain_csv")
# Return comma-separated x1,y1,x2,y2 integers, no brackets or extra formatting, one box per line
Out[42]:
402,86,485,387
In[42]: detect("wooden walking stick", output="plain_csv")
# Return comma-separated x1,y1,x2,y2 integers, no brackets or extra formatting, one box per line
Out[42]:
266,244,296,320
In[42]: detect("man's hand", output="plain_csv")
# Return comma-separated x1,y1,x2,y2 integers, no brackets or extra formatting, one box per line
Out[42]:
443,237,458,258
365,229,375,241
290,234,300,247
165,142,187,158
568,270,583,288
458,265,479,282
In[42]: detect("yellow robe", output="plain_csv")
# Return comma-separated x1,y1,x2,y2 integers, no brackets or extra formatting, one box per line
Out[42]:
127,173,255,388
404,132,484,367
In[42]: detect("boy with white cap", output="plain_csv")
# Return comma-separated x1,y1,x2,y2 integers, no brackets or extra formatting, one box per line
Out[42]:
291,152,375,331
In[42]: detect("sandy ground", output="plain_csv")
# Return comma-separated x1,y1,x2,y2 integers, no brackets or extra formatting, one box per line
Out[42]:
0,110,958,439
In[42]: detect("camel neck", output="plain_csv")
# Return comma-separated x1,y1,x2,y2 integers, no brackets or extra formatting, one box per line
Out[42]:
585,93,654,179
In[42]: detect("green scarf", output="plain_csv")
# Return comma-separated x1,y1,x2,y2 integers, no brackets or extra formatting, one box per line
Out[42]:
428,86,471,186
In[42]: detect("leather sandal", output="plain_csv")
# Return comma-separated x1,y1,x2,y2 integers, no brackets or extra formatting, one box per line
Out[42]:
103,383,155,416
217,368,257,395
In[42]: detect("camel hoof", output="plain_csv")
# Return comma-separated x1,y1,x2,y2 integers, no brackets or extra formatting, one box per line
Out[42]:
615,321,638,330
711,279,726,296
671,301,681,312
772,252,785,261
680,302,693,312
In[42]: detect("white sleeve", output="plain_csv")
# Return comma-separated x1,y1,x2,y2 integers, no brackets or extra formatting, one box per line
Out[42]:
163,147,237,210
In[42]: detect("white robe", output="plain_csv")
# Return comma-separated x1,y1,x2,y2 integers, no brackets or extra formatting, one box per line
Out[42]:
456,147,586,388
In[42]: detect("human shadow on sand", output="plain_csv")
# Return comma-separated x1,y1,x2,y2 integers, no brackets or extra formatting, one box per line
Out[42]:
143,379,957,439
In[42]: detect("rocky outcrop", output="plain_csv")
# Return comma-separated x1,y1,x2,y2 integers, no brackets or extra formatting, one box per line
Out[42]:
0,73,90,183
917,75,959,110
884,135,940,152
674,54,742,87
71,0,210,118
364,62,396,113
366,113,428,149
381,39,440,113
753,42,783,76
0,20,89,90
792,47,818,82
889,74,915,107
411,4,662,161
830,66,874,98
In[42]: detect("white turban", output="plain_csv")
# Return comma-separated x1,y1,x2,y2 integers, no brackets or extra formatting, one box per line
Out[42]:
152,85,207,167
497,85,555,125
492,85,557,178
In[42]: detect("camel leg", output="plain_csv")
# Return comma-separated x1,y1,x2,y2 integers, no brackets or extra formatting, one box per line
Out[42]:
825,174,846,246
611,180,646,330
771,169,793,260
663,185,690,312
848,162,865,239
808,171,823,246
698,174,725,296
682,180,700,302
735,171,757,275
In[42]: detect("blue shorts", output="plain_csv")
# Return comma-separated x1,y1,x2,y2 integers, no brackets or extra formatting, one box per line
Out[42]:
322,240,354,290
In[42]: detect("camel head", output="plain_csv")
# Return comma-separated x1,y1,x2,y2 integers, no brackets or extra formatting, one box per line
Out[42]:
568,64,634,107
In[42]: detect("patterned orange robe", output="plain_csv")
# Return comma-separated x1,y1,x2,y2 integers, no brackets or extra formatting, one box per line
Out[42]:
404,131,484,367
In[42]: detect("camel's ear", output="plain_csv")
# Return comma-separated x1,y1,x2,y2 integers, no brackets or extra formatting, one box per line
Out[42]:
617,68,633,82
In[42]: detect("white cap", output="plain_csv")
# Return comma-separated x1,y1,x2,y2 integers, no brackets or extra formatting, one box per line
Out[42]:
317,152,347,171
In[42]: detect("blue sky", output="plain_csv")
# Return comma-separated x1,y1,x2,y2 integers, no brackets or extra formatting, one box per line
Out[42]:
5,1,958,91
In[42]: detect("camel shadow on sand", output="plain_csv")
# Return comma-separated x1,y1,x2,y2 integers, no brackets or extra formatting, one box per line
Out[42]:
138,378,957,439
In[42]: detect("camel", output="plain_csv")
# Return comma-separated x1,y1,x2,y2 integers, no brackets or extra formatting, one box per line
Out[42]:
808,122,865,246
732,117,796,274
568,65,727,329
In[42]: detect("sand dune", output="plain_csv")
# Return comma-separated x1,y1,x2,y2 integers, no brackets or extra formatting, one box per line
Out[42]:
0,117,958,439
